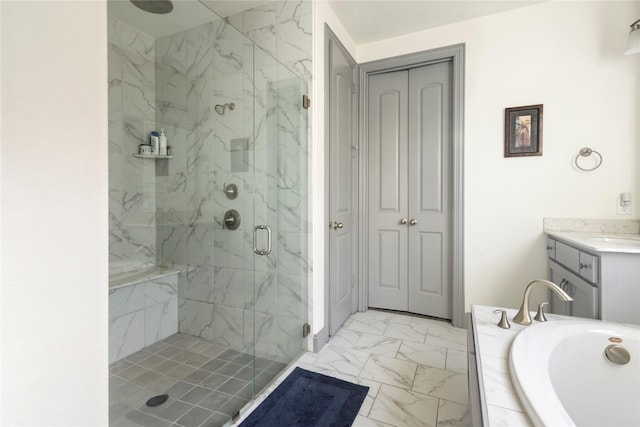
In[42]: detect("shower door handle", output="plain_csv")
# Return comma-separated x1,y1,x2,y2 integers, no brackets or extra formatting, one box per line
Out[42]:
253,225,272,255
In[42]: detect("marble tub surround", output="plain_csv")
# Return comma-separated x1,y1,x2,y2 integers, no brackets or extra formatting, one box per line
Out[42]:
543,217,640,234
470,304,571,427
109,269,179,364
236,309,471,427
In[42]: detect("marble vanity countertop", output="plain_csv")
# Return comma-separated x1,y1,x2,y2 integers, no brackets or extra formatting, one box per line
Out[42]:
471,304,569,427
546,230,640,254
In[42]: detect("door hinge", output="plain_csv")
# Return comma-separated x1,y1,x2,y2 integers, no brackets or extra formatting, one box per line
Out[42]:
232,411,240,423
351,83,356,94
302,323,311,338
302,94,311,109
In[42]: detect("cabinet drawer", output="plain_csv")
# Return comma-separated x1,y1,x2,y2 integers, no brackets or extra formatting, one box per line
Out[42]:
555,241,579,272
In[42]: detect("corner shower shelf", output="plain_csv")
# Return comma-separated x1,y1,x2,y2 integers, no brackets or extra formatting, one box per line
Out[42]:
133,154,173,159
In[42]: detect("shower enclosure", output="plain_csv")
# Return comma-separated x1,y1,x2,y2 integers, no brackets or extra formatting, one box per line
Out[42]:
108,1,309,424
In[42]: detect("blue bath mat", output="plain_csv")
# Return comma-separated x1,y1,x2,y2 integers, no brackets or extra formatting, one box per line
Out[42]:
239,367,369,427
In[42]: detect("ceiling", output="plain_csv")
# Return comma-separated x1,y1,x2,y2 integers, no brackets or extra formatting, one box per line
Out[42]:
108,0,545,43
328,0,545,44
107,0,270,39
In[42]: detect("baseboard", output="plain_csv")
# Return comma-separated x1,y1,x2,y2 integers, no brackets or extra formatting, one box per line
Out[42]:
313,326,329,353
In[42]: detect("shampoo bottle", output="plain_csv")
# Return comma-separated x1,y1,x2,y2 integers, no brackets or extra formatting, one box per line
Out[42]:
159,129,168,156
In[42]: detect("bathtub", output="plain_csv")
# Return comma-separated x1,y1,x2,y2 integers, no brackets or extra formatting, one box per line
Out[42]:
509,319,640,427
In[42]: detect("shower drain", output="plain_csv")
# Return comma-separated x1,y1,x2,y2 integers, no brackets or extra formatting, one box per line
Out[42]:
146,394,169,407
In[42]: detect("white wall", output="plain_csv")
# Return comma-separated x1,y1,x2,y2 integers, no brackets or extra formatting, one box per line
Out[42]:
0,1,109,425
357,1,639,309
311,0,357,335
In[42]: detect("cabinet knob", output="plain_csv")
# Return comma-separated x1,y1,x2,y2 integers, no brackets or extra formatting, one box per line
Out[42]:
400,218,407,225
409,219,417,225
580,262,591,270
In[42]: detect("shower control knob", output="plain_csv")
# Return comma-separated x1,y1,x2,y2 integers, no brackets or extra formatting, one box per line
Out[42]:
223,209,241,230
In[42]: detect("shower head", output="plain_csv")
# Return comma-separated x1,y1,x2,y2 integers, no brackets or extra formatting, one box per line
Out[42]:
130,0,173,14
215,103,235,115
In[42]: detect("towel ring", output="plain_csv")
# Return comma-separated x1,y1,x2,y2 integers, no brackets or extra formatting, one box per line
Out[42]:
574,147,602,171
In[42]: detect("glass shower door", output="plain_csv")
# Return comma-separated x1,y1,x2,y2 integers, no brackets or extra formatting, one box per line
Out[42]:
247,46,309,399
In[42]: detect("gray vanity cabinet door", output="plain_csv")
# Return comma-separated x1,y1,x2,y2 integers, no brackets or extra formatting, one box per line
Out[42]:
549,260,570,316
549,259,598,319
565,269,598,319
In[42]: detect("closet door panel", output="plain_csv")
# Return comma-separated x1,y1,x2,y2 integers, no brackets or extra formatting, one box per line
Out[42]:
368,70,409,311
408,62,452,318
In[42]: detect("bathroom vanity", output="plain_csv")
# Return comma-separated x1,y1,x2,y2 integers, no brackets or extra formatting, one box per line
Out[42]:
545,231,640,325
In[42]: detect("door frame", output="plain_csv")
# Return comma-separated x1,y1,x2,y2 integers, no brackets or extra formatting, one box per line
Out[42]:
358,44,466,328
323,25,359,345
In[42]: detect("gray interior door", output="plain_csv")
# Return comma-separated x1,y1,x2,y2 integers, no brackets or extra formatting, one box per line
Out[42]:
407,62,452,318
368,61,452,319
367,70,409,311
328,35,357,335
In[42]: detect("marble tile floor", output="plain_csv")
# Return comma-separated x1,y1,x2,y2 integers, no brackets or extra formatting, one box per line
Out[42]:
242,309,471,427
109,334,286,427
111,309,470,427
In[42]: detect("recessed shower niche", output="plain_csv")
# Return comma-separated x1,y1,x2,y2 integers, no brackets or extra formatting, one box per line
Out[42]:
107,0,310,424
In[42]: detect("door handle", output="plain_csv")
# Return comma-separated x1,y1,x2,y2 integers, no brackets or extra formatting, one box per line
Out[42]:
332,221,343,230
399,218,407,225
253,225,272,255
409,219,417,225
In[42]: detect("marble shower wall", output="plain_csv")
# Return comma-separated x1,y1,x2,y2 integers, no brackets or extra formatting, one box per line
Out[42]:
155,13,310,363
227,0,312,84
108,17,158,275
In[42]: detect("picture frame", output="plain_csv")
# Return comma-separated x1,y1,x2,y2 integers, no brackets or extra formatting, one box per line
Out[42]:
504,104,543,157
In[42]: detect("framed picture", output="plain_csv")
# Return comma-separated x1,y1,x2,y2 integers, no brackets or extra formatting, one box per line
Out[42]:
504,104,543,157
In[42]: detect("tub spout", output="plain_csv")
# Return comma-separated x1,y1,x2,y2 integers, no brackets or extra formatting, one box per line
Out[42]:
513,279,573,326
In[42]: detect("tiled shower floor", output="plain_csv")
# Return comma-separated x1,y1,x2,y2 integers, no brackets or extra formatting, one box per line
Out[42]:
109,334,286,427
